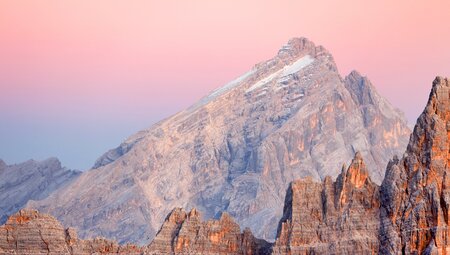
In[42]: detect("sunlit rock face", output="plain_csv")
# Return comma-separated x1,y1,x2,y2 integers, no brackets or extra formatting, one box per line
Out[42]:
272,152,380,254
380,77,450,254
147,208,271,255
0,209,144,255
0,208,269,255
27,37,410,244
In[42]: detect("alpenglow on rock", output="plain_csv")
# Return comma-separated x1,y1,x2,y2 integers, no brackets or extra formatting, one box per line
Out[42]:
272,152,381,254
0,158,80,224
0,209,144,254
379,77,450,254
27,37,411,244
147,208,271,254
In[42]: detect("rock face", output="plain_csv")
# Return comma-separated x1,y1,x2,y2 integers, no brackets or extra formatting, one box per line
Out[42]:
0,158,80,224
147,208,271,254
27,37,410,243
0,209,144,255
380,77,450,254
0,208,268,255
272,152,380,254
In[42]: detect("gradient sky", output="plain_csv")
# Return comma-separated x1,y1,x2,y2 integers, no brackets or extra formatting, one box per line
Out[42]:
1,0,449,170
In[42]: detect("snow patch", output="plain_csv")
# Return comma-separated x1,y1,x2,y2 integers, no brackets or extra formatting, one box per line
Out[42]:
282,55,315,76
208,70,254,99
246,55,315,93
246,70,282,93
189,69,255,111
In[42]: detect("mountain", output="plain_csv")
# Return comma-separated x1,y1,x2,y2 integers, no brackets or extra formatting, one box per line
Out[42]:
379,77,450,254
27,37,410,244
0,158,80,224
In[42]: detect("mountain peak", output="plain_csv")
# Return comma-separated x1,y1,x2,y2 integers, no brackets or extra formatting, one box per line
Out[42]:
188,208,200,219
277,37,330,61
344,70,374,106
278,37,316,53
345,152,370,188
405,76,449,171
426,76,449,118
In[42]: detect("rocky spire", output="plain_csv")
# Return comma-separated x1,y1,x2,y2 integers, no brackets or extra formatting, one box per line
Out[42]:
380,77,450,254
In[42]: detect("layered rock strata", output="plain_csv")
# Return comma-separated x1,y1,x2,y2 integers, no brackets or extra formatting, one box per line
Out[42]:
0,208,269,255
272,152,380,254
147,208,271,254
0,209,143,255
379,77,450,254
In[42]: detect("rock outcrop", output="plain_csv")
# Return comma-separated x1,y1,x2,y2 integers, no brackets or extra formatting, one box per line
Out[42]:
147,208,271,254
0,208,269,255
380,77,450,254
0,158,80,224
0,209,144,254
27,37,410,243
272,152,380,254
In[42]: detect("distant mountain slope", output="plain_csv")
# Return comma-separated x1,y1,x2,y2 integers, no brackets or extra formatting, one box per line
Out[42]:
0,158,80,224
28,37,411,244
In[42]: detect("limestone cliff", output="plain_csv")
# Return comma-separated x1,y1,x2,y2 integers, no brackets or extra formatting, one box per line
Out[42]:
0,208,269,255
272,152,380,254
0,209,143,255
379,77,450,254
147,207,271,254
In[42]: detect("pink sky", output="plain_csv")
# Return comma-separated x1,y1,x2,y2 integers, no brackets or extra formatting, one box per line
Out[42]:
0,0,449,169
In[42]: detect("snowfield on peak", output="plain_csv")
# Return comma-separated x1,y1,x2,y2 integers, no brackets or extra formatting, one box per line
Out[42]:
246,55,315,93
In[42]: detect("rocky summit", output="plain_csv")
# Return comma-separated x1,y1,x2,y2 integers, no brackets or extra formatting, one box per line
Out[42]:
26,37,410,244
0,158,80,224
